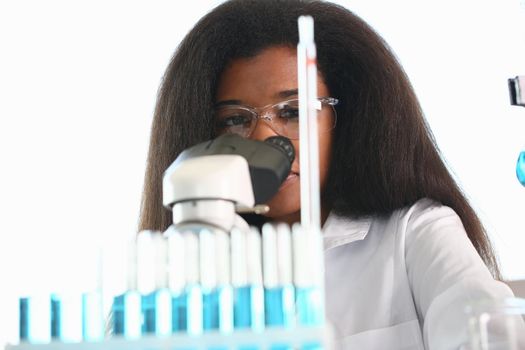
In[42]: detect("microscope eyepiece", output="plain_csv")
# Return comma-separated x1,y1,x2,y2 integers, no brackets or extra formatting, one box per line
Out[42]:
264,136,295,165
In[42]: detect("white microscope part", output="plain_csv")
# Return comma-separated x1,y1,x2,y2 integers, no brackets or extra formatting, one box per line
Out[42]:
163,155,255,208
163,155,255,232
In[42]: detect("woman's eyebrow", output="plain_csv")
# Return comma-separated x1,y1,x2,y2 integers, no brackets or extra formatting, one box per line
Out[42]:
276,89,298,99
215,99,242,107
215,89,298,107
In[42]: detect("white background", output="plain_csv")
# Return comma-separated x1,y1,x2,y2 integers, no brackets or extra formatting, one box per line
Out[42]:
0,0,524,346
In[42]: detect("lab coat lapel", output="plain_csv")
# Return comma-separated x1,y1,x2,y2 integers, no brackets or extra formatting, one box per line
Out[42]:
322,212,372,251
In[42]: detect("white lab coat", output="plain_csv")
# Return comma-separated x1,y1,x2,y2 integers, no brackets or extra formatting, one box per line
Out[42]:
322,198,515,349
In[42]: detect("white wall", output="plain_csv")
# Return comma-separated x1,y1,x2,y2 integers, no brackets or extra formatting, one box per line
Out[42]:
0,0,524,346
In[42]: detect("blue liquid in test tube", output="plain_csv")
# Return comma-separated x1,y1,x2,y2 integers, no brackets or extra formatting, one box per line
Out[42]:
233,286,264,330
141,288,172,335
295,287,324,350
264,286,295,328
171,290,188,332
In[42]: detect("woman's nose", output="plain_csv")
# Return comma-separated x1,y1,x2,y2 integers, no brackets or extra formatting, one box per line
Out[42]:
248,119,278,141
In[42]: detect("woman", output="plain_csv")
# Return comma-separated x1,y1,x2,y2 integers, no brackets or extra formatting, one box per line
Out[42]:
139,0,514,348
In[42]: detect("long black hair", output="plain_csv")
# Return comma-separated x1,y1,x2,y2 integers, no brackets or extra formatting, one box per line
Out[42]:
139,0,500,278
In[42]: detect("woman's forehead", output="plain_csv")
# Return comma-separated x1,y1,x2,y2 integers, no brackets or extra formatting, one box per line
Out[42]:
216,46,328,105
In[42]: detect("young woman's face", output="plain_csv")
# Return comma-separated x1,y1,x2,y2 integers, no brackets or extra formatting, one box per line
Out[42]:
215,46,334,224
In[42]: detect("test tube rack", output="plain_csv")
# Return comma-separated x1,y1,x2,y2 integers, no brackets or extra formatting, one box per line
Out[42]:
8,222,331,350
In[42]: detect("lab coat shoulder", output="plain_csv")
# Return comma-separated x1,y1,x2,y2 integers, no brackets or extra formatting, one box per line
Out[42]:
399,198,514,349
323,198,514,350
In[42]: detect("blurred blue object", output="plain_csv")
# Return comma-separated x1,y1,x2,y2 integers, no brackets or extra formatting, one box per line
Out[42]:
517,151,525,186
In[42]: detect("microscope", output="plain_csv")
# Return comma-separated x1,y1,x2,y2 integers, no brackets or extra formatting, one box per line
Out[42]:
162,134,295,235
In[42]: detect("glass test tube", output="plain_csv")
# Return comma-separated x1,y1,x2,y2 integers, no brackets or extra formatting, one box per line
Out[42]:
19,294,51,344
293,223,324,350
50,240,103,343
297,15,325,350
297,15,321,231
231,227,265,350
166,226,188,333
185,231,204,336
262,223,295,328
111,235,141,339
231,227,265,333
263,223,294,350
200,228,233,334
166,228,204,336
137,230,171,336
81,245,104,342
50,292,83,343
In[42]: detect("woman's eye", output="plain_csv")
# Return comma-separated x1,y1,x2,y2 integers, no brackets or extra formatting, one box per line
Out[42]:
217,115,251,127
279,107,299,119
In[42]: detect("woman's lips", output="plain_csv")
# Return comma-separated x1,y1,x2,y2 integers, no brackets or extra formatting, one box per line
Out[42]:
279,172,299,190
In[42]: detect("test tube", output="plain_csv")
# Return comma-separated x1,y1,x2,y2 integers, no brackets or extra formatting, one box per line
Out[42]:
185,231,204,336
137,230,171,336
263,223,294,350
200,229,219,331
165,226,188,333
51,239,104,343
293,223,325,350
216,229,234,334
231,227,265,350
262,223,294,328
297,15,321,232
81,245,104,342
50,291,83,343
231,227,264,333
19,294,51,344
297,15,325,350
165,228,204,336
111,235,141,339
200,228,233,334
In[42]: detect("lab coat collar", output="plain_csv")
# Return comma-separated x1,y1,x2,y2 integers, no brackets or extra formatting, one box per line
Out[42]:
322,211,372,251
